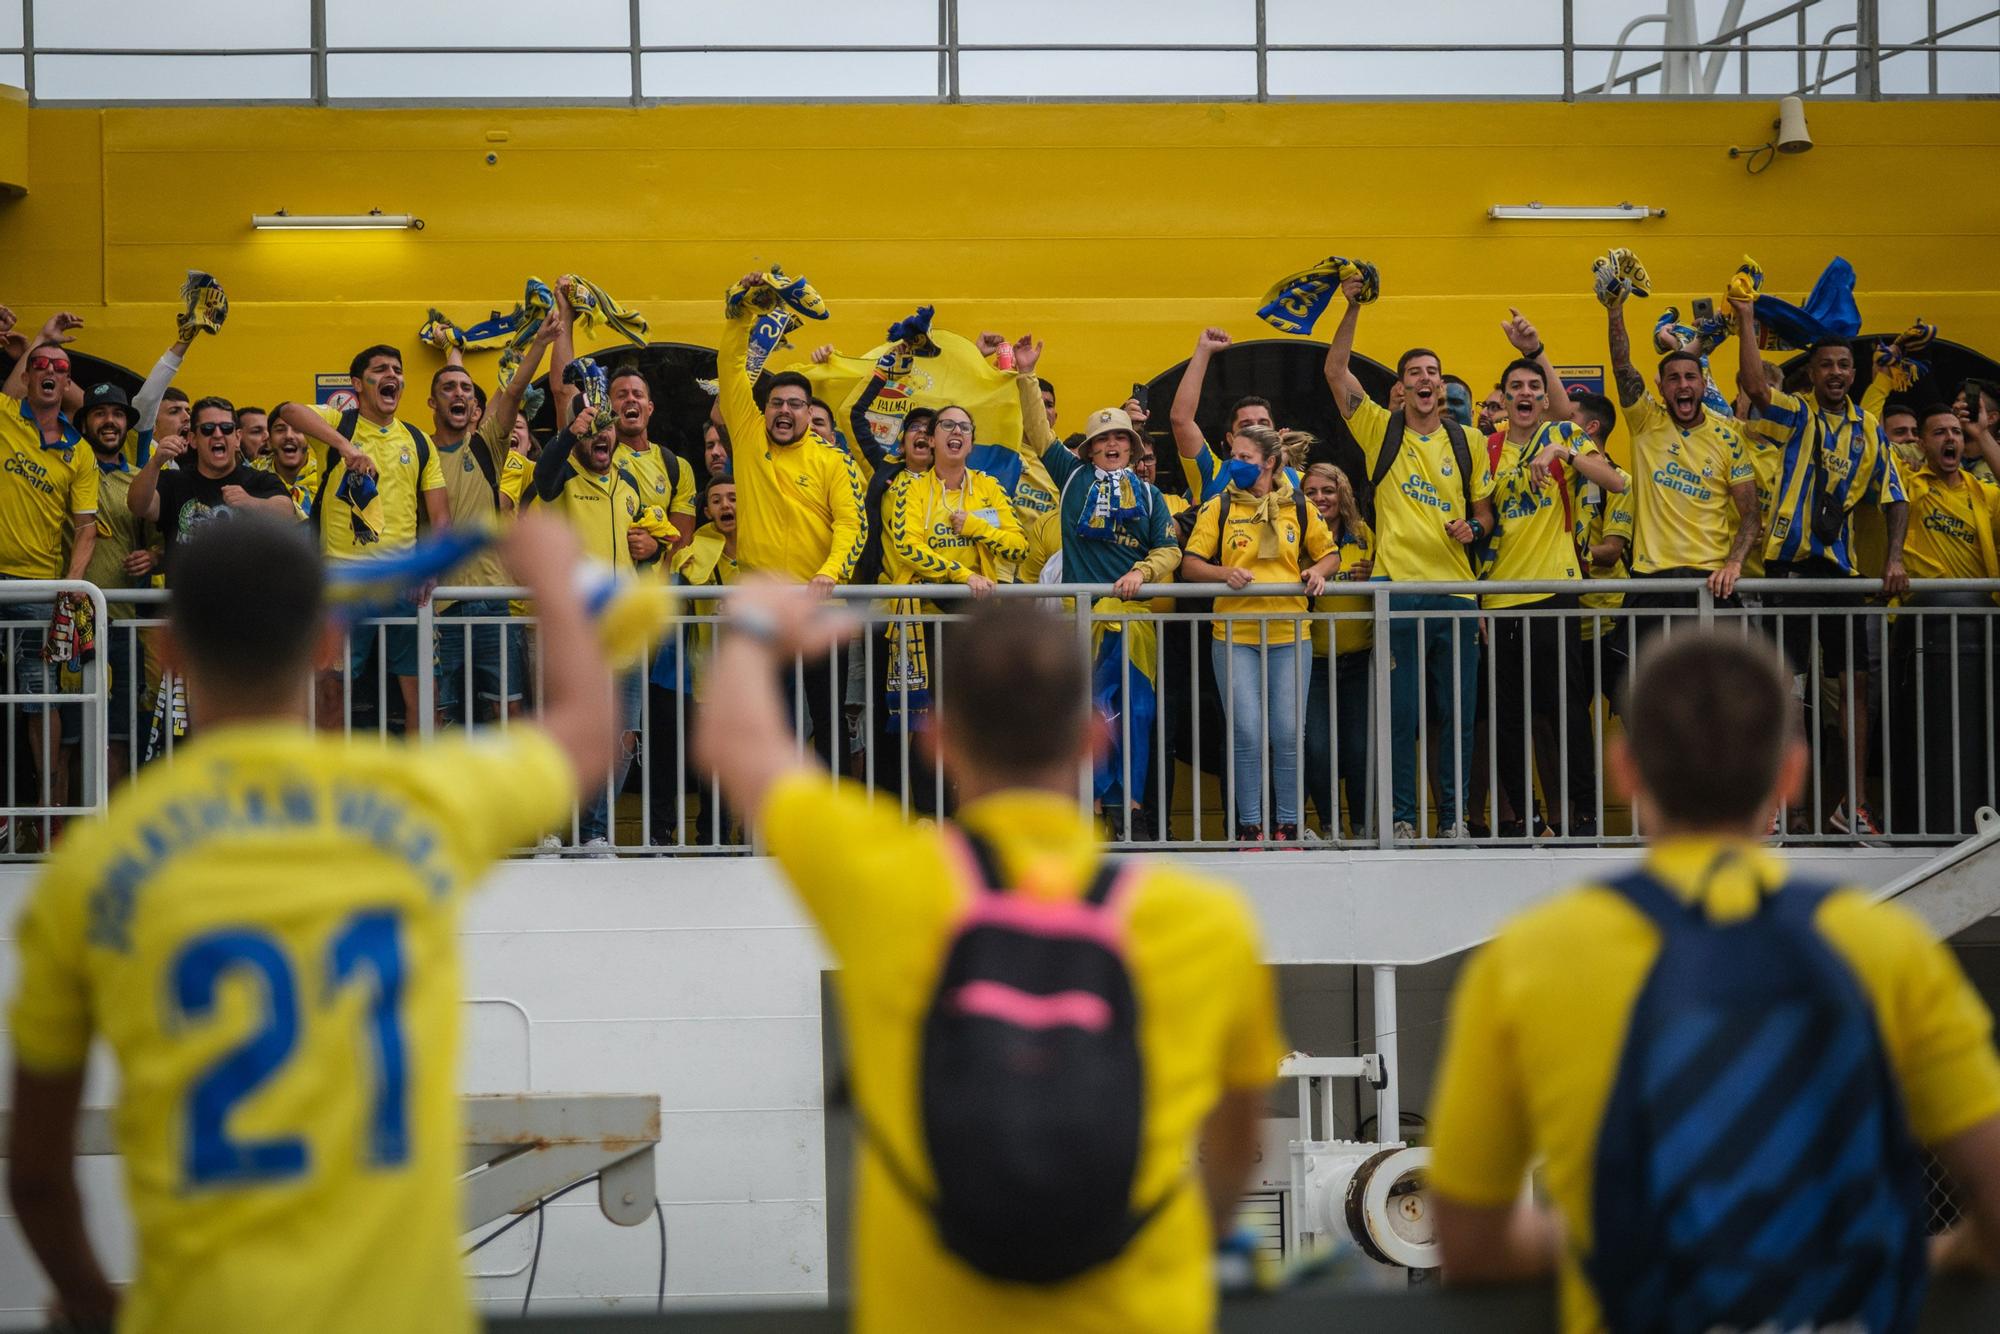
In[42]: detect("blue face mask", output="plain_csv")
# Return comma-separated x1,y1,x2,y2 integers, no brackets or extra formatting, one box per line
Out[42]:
1224,458,1263,490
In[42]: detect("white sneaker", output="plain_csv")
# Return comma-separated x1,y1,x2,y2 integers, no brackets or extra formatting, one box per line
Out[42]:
1442,820,1470,841
1392,820,1418,843
533,834,563,860
581,836,617,860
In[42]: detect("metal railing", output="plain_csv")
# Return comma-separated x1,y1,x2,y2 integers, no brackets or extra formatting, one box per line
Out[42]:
2,0,1993,105
15,577,1995,859
0,581,109,857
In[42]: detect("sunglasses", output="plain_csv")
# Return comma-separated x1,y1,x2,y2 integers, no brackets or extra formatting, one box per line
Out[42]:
27,356,70,375
197,421,239,437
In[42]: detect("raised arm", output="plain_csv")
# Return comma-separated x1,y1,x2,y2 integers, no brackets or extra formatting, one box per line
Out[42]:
550,280,578,431
694,579,855,824
3,312,83,401
486,317,557,446
1322,280,1369,418
130,331,195,436
1504,308,1573,422
500,512,614,788
1013,334,1057,457
1730,296,1772,410
1607,296,1645,410
126,434,187,523
1171,328,1229,460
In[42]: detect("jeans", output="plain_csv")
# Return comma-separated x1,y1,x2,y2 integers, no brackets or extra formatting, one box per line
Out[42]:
580,669,644,843
1305,649,1373,837
1212,637,1303,830
435,599,526,723
1490,597,1595,829
1387,593,1481,828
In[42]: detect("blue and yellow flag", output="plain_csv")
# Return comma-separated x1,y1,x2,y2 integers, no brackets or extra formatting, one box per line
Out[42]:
795,327,1023,461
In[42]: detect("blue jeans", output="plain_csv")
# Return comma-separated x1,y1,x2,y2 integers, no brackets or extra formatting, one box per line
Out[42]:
580,669,644,843
1388,594,1481,828
1305,650,1373,837
436,599,526,723
1212,637,1303,830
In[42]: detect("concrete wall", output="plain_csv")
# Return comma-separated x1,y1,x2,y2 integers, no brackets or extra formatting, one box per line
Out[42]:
0,844,1942,1320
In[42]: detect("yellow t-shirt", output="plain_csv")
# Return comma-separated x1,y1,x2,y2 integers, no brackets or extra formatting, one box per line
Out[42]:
763,777,1282,1334
881,467,1027,587
9,722,578,1334
82,462,151,622
311,404,446,560
1343,396,1494,585
615,441,699,521
1310,520,1377,656
523,450,673,576
498,449,532,509
431,433,510,598
1902,465,2000,583
1428,837,2000,1334
1578,463,1635,640
718,315,869,582
668,522,739,670
1185,480,1339,644
0,391,100,579
1622,394,1755,574
1484,421,1594,610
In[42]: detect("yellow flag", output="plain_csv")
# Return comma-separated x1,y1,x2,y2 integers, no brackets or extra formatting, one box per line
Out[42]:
793,329,1023,458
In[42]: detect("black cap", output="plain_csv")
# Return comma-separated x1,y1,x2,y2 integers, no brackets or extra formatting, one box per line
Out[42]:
80,382,132,421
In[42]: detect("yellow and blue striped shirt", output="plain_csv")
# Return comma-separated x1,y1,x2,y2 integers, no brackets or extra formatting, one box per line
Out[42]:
1745,388,1906,574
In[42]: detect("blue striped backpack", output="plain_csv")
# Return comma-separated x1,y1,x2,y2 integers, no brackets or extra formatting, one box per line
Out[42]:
1586,869,1930,1334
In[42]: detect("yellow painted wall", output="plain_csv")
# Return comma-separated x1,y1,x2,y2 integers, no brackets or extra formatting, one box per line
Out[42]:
2,98,1997,418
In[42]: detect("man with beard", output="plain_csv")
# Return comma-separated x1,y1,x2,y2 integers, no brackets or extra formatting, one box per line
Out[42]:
277,345,449,734
1606,286,1759,635
0,313,100,803
260,405,318,517
718,271,868,772
526,402,674,853
76,383,161,782
129,397,295,580
607,366,697,553
234,405,270,465
1324,275,1496,842
1885,404,1999,838
1734,306,1909,839
702,420,731,482
427,363,530,727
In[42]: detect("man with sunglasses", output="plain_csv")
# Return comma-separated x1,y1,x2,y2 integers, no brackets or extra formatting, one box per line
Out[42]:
128,396,296,582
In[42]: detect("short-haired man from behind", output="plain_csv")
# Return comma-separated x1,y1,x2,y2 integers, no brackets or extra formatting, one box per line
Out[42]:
1884,403,2000,839
697,589,1281,1334
1430,631,2000,1334
1323,274,1496,840
7,511,612,1334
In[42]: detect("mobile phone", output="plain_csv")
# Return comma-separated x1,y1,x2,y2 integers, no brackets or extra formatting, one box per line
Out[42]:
1691,297,1716,323
1129,384,1150,411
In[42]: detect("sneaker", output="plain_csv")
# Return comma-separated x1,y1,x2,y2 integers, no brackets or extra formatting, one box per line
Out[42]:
1441,821,1470,841
1830,800,1883,842
1299,827,1324,843
580,836,617,860
1233,824,1266,848
1272,823,1299,843
1126,807,1159,843
1392,820,1418,843
1570,814,1599,839
533,834,563,860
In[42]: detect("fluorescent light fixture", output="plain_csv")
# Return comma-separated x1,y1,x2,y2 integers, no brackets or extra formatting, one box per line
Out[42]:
1486,203,1665,221
252,209,424,231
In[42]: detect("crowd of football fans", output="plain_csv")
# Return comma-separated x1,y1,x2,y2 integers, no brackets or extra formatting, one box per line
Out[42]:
1,254,1997,852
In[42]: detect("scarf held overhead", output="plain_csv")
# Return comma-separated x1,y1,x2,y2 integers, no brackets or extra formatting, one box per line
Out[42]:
1256,256,1380,336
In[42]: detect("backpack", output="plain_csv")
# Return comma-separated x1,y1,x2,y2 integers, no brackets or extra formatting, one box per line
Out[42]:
311,408,437,532
875,828,1169,1284
1369,411,1484,570
1585,869,1929,1334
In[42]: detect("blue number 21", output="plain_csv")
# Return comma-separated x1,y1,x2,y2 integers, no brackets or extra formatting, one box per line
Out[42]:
172,910,408,1189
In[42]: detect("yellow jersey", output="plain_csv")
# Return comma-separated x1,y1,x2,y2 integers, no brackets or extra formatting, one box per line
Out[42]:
1343,396,1494,586
1902,465,2000,583
9,721,578,1334
1578,462,1635,640
522,447,674,576
1484,421,1594,610
498,449,532,509
1310,520,1377,656
881,467,1027,588
0,391,99,579
763,776,1282,1334
1745,389,1906,575
310,405,446,561
718,315,868,582
1622,394,1755,574
431,432,510,599
1429,837,2000,1334
615,441,699,523
1185,480,1339,644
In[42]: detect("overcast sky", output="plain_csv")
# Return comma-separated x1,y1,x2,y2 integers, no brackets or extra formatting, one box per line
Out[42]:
1,0,1992,101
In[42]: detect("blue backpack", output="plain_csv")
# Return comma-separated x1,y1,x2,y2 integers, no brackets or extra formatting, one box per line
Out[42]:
1586,869,1929,1334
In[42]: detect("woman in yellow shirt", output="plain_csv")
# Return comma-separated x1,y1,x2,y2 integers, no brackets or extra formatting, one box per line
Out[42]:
1182,426,1342,843
1300,462,1377,840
